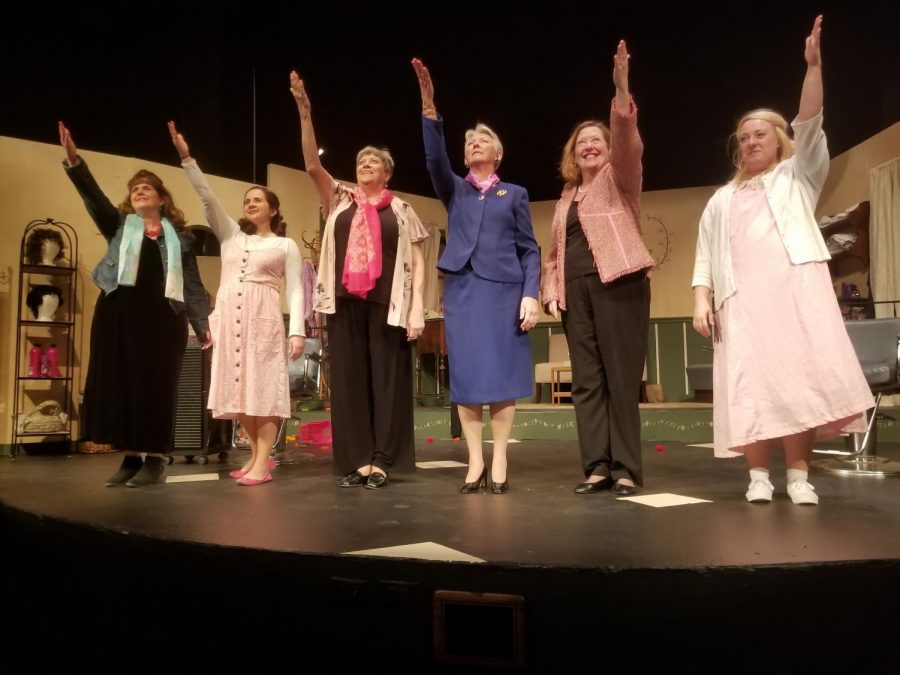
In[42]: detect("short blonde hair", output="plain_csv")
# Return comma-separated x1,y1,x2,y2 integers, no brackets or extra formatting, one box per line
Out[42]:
464,123,503,168
730,108,795,183
356,146,395,180
559,120,610,188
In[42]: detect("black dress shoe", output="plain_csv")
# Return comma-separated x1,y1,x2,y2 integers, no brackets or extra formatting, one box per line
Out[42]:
612,482,638,496
365,472,389,490
490,479,508,494
574,478,611,494
338,471,368,488
459,468,487,494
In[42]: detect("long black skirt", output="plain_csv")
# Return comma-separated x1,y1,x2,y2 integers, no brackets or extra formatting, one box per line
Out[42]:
82,238,188,452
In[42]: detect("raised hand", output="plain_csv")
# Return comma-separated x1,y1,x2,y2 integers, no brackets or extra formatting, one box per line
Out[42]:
167,121,191,160
58,121,78,165
612,39,630,93
804,14,822,67
411,58,436,117
289,70,311,119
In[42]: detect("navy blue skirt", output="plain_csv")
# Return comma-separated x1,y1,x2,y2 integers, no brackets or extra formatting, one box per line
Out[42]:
443,266,532,404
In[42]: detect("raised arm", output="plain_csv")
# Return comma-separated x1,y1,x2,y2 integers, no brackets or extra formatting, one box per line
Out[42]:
412,57,438,121
58,121,121,239
289,71,335,213
612,39,631,116
412,58,457,205
797,15,823,123
168,121,239,242
609,40,643,197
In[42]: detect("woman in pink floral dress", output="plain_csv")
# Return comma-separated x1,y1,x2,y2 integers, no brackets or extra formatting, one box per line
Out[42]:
170,122,305,486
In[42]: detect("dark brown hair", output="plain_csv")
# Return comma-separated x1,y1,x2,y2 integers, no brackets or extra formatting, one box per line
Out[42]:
25,228,65,265
238,186,287,237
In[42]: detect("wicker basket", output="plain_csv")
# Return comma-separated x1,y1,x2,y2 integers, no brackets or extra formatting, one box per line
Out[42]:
17,400,68,434
80,441,116,454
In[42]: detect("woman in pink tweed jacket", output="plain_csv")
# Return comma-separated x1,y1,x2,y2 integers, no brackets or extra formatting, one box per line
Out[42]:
541,40,654,496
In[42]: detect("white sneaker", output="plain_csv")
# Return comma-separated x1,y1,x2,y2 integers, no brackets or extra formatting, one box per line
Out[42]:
746,479,774,503
787,480,819,505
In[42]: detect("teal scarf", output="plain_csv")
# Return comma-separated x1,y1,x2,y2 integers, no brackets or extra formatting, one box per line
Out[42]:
117,214,184,301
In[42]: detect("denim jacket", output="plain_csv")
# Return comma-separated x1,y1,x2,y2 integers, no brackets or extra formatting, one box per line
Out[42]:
64,157,210,336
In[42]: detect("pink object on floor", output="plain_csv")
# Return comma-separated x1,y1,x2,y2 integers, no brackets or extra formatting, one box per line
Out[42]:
299,420,332,444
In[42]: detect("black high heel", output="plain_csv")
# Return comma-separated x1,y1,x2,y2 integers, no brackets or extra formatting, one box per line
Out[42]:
490,477,509,494
459,467,487,494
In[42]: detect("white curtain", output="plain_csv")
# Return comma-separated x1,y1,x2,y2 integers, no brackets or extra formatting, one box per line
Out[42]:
870,157,900,318
869,157,900,404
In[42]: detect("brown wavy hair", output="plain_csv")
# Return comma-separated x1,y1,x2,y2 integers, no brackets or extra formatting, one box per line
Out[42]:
117,170,187,228
559,120,611,189
238,186,287,237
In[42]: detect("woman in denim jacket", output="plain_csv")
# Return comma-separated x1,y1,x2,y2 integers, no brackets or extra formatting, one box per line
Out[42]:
59,123,210,488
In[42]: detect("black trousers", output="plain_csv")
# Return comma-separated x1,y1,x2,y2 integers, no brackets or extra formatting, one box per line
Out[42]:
327,298,415,476
561,272,650,485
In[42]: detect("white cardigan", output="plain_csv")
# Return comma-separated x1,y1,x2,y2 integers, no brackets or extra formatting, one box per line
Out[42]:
692,111,831,310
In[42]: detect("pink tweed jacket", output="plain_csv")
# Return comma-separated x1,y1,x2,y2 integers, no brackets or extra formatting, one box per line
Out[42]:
541,98,654,310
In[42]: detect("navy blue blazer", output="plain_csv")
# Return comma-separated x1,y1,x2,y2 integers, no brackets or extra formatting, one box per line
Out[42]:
422,116,540,300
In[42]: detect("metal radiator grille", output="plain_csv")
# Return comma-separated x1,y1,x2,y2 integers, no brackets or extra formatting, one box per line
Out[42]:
172,338,209,451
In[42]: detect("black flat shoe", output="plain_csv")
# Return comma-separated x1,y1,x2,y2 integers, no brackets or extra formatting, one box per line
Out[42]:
365,472,389,490
490,479,508,494
612,482,638,496
574,478,611,494
459,467,487,494
338,470,368,488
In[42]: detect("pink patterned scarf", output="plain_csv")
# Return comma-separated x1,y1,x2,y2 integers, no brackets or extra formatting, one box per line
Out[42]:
342,187,392,298
465,171,500,193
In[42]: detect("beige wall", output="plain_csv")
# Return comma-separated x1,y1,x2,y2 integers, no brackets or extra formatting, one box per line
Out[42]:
2,121,898,442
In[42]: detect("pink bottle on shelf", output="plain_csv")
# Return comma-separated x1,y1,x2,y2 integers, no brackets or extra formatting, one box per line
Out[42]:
46,344,60,377
40,353,51,378
28,343,42,377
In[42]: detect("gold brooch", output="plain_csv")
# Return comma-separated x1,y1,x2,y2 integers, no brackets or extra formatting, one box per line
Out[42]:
496,189,508,197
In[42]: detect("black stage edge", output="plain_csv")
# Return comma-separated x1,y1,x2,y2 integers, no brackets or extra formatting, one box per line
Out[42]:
2,441,900,674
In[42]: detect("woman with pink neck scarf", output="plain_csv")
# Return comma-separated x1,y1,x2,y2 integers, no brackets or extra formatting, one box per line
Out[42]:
413,58,541,495
290,71,428,490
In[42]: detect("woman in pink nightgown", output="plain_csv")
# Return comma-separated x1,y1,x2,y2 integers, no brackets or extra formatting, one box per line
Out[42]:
169,122,305,486
691,16,872,505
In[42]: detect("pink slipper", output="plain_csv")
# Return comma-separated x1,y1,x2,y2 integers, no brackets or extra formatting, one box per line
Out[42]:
236,472,273,486
228,457,277,479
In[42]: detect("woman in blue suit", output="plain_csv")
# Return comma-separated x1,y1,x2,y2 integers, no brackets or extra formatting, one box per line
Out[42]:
413,58,541,494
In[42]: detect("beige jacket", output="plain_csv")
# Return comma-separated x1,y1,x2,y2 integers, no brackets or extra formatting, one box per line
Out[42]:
315,182,429,328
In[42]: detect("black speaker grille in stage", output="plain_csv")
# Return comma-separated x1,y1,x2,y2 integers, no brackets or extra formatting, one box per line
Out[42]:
172,337,210,451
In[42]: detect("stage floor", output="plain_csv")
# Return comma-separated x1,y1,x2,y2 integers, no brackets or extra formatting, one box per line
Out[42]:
3,439,900,673
2,438,899,569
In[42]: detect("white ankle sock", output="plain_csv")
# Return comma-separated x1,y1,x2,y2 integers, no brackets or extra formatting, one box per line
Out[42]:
787,468,808,484
749,468,770,483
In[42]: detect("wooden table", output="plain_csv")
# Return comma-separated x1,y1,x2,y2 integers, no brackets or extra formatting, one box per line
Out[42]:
550,365,572,404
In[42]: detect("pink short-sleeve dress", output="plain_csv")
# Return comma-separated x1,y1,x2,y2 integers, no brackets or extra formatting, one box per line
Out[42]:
712,183,873,457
